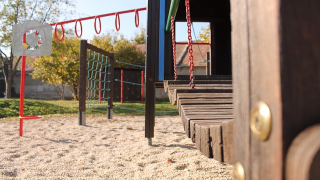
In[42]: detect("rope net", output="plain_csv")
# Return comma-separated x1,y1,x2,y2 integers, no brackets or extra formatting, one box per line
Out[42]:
86,50,111,109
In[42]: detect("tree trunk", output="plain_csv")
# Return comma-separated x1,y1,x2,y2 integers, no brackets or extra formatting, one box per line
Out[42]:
5,62,14,99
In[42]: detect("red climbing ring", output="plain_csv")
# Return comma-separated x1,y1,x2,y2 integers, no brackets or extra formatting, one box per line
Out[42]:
115,12,120,31
74,20,83,38
54,23,65,41
135,9,139,27
34,30,42,44
94,16,101,34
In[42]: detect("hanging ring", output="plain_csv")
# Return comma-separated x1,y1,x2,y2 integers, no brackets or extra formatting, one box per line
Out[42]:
54,23,65,41
115,13,120,31
75,20,83,38
94,16,101,34
135,9,139,27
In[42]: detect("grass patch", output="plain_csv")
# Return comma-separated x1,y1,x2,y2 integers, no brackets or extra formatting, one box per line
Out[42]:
0,99,178,119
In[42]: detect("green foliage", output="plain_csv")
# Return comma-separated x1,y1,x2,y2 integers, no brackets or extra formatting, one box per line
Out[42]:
197,24,210,42
91,30,145,69
0,0,75,98
133,27,146,45
0,99,178,118
30,30,80,99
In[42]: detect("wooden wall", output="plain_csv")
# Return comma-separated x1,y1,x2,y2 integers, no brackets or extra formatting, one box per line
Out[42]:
231,0,320,179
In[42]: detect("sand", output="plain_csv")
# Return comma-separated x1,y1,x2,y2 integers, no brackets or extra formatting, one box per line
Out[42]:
0,115,233,179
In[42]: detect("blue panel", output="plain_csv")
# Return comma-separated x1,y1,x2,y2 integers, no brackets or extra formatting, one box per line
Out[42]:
158,0,165,81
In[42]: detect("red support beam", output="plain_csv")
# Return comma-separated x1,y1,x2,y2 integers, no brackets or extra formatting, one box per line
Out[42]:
121,69,123,104
141,71,144,104
175,42,211,45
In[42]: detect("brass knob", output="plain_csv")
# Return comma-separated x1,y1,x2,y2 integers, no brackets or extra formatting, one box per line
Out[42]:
233,162,245,180
250,101,271,141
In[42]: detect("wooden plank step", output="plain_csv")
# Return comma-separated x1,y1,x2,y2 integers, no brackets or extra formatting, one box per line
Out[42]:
178,99,233,110
182,115,233,138
188,120,234,163
176,93,233,107
179,104,233,115
167,80,232,85
174,89,233,104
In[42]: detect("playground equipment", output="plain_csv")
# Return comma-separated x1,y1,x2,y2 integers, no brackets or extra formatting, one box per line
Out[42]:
145,0,320,179
18,8,146,135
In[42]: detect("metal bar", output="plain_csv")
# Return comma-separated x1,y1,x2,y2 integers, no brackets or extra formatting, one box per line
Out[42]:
206,52,211,75
165,0,181,31
175,42,211,45
121,69,123,104
107,56,115,119
49,8,147,26
79,40,87,125
99,68,102,104
158,0,165,81
19,33,26,136
141,71,144,104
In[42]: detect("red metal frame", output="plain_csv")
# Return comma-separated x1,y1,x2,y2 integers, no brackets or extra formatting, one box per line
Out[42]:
74,20,83,38
141,71,144,104
19,33,42,136
99,69,102,104
121,69,123,104
49,8,146,40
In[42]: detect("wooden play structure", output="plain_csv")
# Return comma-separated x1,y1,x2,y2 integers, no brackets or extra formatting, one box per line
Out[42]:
145,0,320,179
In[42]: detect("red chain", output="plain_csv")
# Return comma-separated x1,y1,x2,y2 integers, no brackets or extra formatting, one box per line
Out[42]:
185,0,195,88
171,17,178,80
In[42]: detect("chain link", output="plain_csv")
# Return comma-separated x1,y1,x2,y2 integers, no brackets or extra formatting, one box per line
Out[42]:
171,17,178,80
185,0,195,88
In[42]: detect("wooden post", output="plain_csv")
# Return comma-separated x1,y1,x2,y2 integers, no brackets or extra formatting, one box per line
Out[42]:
145,0,160,144
141,70,144,104
79,40,87,125
107,57,114,120
121,69,123,104
206,52,210,75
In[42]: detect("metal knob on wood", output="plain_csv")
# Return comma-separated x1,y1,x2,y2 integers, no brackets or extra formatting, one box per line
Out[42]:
250,101,271,141
233,162,245,180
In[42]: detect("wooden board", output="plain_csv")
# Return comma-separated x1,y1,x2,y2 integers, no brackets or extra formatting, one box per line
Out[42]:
210,125,223,162
222,120,234,164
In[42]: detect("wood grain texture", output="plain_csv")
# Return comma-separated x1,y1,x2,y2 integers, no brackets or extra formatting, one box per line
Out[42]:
210,125,223,162
200,126,212,158
222,120,234,164
247,0,283,178
286,125,320,180
230,0,251,176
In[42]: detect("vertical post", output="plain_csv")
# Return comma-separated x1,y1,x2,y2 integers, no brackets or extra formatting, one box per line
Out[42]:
107,56,114,119
145,0,160,145
19,32,27,136
206,52,211,75
141,70,144,104
121,69,123,104
79,40,87,125
99,68,102,104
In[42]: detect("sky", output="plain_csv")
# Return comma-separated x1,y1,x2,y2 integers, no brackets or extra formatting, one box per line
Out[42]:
66,0,209,42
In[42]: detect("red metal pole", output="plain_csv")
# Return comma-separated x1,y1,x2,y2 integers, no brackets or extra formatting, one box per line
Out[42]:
99,69,102,104
19,33,26,136
121,69,123,104
141,71,144,104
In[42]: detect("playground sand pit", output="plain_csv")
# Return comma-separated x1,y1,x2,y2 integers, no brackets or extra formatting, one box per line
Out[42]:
0,115,233,179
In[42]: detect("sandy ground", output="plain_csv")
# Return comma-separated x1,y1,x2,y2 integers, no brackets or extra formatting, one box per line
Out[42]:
0,115,233,179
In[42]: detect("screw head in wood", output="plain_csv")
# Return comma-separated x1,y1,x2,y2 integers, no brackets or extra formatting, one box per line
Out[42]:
233,162,245,180
250,101,271,141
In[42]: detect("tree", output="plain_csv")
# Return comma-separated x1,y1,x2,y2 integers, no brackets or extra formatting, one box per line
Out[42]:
0,0,75,98
197,24,210,42
30,30,80,100
133,27,146,45
91,31,145,69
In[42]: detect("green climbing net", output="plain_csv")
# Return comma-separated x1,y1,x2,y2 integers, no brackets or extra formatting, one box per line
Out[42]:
86,50,111,109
